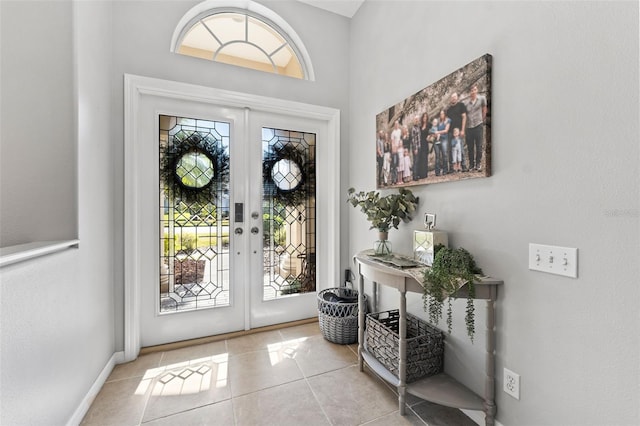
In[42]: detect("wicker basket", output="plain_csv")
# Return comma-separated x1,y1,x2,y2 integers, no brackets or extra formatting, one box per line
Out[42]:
366,309,444,382
317,287,366,345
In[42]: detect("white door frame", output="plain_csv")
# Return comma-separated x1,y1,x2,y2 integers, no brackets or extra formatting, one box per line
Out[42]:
123,74,340,361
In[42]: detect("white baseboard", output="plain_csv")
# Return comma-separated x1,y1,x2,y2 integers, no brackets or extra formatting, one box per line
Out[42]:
66,351,125,426
461,409,505,426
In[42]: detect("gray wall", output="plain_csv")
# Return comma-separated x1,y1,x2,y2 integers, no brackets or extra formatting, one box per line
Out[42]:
1,1,349,423
0,1,116,425
108,0,351,350
0,1,77,246
348,1,639,425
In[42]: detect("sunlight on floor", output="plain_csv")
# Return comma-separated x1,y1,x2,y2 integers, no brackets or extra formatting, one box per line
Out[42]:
135,353,229,396
266,337,307,365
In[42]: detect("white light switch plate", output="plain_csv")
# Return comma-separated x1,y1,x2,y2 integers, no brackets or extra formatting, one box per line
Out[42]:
528,243,578,278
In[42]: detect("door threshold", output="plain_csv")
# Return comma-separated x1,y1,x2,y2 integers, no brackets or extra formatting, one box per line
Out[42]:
140,317,319,355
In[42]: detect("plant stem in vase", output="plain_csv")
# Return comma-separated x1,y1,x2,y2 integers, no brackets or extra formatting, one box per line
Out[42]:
346,187,419,257
374,230,392,255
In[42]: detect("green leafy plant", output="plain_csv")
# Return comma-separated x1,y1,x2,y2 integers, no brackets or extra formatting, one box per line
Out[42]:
422,247,483,342
347,187,419,232
263,213,286,246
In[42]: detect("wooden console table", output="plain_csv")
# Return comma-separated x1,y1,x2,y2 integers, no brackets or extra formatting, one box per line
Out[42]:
353,250,503,426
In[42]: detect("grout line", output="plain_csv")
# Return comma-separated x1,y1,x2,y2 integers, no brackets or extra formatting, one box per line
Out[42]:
283,329,343,425
299,359,359,380
137,348,172,425
229,391,238,426
406,403,430,426
136,371,154,426
139,399,233,425
224,336,239,423
157,350,166,368
231,376,308,399
303,371,334,426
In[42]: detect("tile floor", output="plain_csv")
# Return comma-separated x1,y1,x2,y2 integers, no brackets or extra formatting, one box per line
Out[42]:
81,322,476,426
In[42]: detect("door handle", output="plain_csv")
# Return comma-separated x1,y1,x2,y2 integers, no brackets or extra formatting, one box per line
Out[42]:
251,226,259,234
234,227,243,235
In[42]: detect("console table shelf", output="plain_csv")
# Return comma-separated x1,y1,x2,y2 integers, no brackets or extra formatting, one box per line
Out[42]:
353,250,503,426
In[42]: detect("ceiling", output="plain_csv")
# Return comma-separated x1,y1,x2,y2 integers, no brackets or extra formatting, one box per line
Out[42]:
296,0,365,18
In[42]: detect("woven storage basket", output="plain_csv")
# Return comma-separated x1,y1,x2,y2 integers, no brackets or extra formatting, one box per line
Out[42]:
366,309,444,382
317,287,366,345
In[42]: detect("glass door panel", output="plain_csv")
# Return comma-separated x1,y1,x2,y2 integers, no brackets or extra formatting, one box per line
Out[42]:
159,115,231,313
261,128,316,300
248,111,322,328
139,97,246,347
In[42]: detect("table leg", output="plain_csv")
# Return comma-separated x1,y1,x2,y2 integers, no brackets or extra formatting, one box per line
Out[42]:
484,297,496,425
398,288,407,415
358,272,365,372
372,281,378,313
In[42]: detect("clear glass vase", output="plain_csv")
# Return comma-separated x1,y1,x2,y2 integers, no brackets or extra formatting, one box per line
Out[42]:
374,231,392,255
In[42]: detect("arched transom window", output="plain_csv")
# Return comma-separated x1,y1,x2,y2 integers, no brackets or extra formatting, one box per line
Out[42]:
172,2,313,80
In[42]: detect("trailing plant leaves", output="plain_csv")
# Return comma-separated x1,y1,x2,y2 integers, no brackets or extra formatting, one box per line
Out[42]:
446,298,453,334
466,295,475,343
422,247,483,341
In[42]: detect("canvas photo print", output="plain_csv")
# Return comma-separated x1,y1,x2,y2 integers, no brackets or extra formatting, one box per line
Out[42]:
375,54,492,188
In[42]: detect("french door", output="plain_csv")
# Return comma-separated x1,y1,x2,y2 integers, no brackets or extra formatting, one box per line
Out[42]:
135,93,324,347
248,111,320,329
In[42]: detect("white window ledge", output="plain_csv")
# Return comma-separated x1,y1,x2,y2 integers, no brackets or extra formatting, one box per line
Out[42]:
0,240,80,268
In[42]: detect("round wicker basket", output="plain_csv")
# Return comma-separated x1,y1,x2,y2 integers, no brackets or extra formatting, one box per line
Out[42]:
317,287,366,345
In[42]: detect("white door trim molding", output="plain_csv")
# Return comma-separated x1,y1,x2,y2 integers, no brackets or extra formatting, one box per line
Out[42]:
123,74,340,361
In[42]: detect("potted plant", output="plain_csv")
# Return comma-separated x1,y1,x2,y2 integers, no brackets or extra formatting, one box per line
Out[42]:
422,246,483,342
347,187,419,255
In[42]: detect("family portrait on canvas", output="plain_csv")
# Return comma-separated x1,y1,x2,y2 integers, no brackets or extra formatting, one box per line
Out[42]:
376,54,492,189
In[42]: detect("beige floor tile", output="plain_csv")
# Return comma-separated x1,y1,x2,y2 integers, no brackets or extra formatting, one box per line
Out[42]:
307,365,398,425
409,401,477,426
233,379,329,426
278,321,321,340
380,380,425,408
142,354,232,422
226,330,283,355
291,334,357,377
362,408,426,426
84,323,469,426
143,400,235,426
159,340,228,367
228,347,304,397
81,376,151,426
403,391,426,408
108,352,163,382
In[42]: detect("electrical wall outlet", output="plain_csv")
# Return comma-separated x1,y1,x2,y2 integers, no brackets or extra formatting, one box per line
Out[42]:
503,368,520,400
